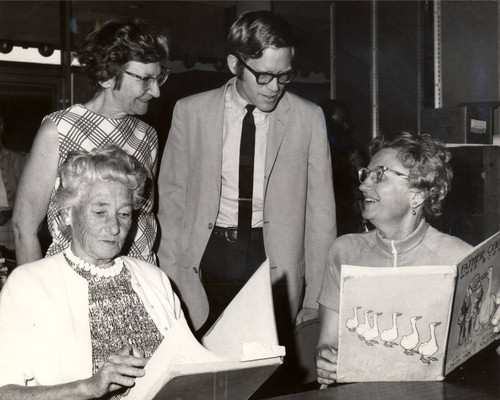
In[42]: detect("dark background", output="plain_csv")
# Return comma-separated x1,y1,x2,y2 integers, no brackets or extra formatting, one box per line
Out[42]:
1,1,497,155
0,1,499,246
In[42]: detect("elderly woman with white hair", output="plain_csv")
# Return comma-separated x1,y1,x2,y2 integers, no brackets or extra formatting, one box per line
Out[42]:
0,145,184,399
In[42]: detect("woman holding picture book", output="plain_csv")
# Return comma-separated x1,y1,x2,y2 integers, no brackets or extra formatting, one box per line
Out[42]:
314,132,477,385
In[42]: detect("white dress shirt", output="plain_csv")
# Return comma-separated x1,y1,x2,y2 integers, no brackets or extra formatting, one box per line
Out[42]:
216,79,269,228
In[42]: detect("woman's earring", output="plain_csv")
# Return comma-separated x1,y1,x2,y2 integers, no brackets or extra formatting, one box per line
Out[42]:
411,202,417,216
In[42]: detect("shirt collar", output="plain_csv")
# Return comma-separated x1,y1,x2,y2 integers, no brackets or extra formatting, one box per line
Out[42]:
375,219,429,255
227,78,270,122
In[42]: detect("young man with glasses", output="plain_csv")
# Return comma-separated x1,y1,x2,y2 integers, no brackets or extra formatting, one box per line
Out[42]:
157,11,336,353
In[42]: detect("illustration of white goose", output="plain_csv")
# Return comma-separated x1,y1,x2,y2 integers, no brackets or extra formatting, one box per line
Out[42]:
400,316,422,355
418,321,441,363
477,267,495,330
356,309,373,340
346,306,362,332
381,312,403,347
363,312,383,345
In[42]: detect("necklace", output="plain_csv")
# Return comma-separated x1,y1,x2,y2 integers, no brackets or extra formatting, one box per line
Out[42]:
64,246,124,278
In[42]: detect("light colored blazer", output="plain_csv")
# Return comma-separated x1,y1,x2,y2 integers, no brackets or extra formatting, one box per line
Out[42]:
157,80,336,330
0,253,183,387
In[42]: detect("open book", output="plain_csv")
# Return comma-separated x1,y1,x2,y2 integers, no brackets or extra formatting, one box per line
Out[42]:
125,259,285,400
336,231,500,382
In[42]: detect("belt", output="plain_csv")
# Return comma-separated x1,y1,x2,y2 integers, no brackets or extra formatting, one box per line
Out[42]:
212,226,263,242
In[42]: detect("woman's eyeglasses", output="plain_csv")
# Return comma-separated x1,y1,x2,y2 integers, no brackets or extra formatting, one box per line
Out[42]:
236,56,295,85
358,166,408,184
122,68,171,91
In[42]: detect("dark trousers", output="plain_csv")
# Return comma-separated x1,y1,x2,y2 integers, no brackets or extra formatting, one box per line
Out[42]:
199,227,266,334
199,226,304,398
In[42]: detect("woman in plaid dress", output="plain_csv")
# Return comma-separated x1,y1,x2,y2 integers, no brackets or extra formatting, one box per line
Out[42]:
13,18,170,266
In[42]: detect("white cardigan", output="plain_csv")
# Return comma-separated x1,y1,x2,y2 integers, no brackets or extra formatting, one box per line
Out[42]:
0,252,184,387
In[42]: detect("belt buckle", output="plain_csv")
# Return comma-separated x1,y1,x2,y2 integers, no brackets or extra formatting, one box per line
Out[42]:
225,228,238,242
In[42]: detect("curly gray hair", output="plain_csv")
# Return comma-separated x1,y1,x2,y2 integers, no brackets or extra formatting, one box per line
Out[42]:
369,132,452,219
54,144,147,213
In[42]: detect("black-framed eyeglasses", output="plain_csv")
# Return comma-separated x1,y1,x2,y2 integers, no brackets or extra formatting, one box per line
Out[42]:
122,68,170,91
236,56,295,85
358,166,409,184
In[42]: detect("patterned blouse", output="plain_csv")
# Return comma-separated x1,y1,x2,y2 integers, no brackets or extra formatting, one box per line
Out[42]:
43,104,158,264
65,254,163,399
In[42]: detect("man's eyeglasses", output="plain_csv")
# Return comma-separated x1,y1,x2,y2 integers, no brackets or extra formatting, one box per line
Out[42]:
236,56,295,85
358,166,409,184
122,68,170,91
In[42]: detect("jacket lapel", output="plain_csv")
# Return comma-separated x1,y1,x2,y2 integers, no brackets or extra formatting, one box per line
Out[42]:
265,93,291,196
204,83,229,193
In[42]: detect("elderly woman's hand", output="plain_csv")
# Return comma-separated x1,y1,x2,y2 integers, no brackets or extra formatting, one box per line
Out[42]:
85,344,148,398
315,344,338,386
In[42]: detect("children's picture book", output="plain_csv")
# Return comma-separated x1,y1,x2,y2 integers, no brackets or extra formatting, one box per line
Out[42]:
125,259,285,400
336,231,500,382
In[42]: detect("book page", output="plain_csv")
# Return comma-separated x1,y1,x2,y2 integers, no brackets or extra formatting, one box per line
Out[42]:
337,265,456,382
202,259,285,360
445,231,500,375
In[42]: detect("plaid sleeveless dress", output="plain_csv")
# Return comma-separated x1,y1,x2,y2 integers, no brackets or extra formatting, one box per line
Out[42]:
44,104,158,264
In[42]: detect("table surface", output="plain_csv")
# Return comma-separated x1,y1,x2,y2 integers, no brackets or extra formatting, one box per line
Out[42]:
267,343,500,400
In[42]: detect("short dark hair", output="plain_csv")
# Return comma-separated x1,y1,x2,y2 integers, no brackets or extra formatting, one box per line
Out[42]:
77,18,169,90
227,10,295,77
369,132,452,219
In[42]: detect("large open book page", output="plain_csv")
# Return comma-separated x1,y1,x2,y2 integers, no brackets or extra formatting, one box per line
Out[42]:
337,264,456,382
202,259,283,360
336,230,500,382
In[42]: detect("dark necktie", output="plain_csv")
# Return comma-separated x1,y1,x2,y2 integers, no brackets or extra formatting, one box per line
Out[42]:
238,104,256,240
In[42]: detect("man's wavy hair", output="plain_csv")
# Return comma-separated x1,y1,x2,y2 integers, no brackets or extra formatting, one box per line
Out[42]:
55,144,148,216
227,10,295,78
77,18,169,90
369,132,453,219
